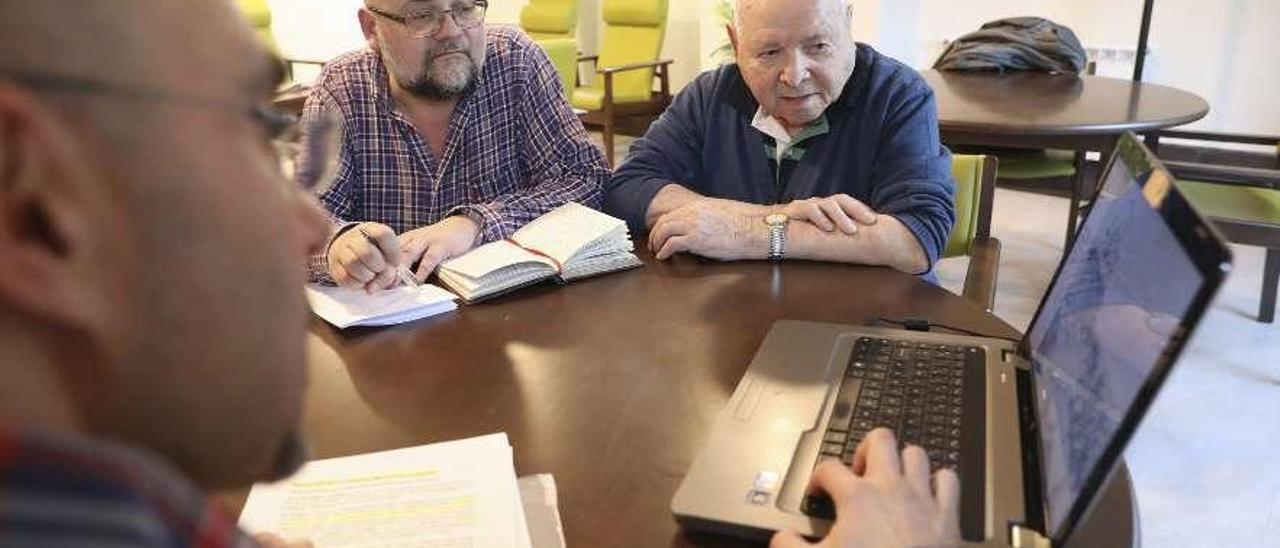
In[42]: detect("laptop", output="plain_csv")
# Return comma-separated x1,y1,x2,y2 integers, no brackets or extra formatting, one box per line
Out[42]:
672,133,1233,546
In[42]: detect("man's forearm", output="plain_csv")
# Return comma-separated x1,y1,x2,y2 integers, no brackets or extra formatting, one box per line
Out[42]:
645,184,775,229
786,215,930,274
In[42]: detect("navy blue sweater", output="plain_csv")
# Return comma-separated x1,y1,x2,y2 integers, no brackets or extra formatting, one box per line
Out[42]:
605,44,956,272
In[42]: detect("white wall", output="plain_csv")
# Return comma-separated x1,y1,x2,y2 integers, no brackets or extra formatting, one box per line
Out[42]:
854,0,1278,135
268,1,1277,136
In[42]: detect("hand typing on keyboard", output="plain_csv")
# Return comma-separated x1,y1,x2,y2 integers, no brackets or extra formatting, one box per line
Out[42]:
772,428,961,548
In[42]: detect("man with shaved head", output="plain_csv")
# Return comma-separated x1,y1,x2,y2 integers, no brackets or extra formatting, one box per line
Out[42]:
306,0,608,292
0,3,956,545
0,0,331,545
606,0,955,280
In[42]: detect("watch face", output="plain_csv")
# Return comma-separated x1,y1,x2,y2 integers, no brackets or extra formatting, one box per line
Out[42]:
765,213,789,226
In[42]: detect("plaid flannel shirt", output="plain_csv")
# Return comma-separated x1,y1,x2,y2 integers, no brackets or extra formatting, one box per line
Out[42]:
303,26,608,279
0,428,254,547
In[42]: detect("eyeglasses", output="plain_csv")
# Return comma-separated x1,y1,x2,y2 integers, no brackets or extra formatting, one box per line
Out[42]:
367,1,489,39
0,68,342,192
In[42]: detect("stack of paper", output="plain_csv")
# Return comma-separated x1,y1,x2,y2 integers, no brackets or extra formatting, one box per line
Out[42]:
239,433,535,547
305,283,457,329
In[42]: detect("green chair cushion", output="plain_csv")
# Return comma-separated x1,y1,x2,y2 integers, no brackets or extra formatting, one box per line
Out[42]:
235,0,272,27
603,0,666,26
1176,180,1280,226
534,38,577,99
571,85,652,110
521,2,577,36
996,149,1076,180
574,0,666,110
944,154,987,258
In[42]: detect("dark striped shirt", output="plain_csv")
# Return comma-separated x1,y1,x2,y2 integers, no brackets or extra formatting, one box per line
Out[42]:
0,429,252,547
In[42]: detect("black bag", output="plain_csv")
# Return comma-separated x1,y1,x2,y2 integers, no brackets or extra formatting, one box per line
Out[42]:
934,17,1088,74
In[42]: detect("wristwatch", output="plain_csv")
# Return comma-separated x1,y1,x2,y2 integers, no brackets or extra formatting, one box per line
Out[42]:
764,213,790,261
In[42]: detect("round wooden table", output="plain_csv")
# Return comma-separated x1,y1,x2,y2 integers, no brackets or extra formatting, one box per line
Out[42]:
923,71,1208,151
228,247,1137,547
923,70,1207,248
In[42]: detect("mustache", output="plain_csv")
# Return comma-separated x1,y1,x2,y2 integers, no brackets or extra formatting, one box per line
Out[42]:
426,41,470,60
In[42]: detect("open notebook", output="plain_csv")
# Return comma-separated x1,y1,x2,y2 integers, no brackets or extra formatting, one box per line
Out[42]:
436,203,642,303
306,283,457,329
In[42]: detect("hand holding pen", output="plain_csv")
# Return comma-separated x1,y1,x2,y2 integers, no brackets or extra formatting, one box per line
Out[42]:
324,222,418,292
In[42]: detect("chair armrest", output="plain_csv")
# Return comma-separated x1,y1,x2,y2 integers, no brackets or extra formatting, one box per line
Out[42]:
597,59,674,76
284,59,327,68
962,237,1001,313
1166,161,1280,190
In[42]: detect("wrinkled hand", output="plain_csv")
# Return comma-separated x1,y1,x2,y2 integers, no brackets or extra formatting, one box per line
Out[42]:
252,532,314,548
649,198,762,260
782,194,878,235
771,428,961,548
397,216,482,281
326,222,404,293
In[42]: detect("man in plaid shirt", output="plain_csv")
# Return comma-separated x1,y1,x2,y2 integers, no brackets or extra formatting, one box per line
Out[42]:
303,0,609,291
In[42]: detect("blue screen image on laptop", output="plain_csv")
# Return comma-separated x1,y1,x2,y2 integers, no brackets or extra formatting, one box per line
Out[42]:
1026,159,1204,534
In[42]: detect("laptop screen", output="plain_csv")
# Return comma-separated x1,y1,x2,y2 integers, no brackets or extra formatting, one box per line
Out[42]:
1025,154,1205,536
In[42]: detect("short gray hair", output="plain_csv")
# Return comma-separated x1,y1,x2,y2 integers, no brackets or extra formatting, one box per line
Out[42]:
732,0,852,30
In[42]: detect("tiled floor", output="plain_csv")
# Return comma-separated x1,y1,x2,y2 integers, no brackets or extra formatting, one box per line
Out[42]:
936,188,1280,547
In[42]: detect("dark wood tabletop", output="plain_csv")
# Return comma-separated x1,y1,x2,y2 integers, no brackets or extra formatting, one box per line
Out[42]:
224,245,1136,547
923,70,1208,151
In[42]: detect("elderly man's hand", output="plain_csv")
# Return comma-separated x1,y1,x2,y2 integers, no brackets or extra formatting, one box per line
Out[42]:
397,216,482,282
770,428,961,548
649,198,765,260
782,194,878,235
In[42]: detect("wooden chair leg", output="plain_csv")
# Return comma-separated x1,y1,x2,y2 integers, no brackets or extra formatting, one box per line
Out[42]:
1261,247,1278,323
1064,151,1087,250
603,120,616,168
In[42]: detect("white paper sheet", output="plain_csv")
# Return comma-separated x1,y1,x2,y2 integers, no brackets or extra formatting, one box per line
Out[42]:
306,283,457,329
239,433,531,548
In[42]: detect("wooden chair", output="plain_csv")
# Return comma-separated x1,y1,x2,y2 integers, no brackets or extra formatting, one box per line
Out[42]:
1152,130,1280,323
945,155,1002,311
572,0,673,166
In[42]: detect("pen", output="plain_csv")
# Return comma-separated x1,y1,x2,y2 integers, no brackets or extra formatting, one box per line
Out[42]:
358,227,418,288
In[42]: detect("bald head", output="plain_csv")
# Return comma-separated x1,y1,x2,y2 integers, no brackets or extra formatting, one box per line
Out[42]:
0,0,324,490
734,0,851,35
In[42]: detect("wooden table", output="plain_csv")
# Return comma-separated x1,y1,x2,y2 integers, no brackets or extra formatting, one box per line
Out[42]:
923,70,1208,246
226,247,1137,547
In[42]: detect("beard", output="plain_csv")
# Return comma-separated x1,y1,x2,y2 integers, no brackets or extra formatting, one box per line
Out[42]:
398,41,480,101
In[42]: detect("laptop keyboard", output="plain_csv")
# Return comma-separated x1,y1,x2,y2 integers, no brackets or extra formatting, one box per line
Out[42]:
801,336,986,541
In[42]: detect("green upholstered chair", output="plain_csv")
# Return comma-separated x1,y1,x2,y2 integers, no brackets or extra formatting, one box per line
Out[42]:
1156,130,1280,323
573,0,673,166
533,38,577,99
520,0,578,40
235,0,276,52
944,155,1002,312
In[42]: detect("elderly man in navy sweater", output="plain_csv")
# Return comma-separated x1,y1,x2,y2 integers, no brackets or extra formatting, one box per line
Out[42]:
605,0,955,277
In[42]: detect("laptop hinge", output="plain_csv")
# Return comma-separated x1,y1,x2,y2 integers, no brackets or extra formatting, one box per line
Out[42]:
1009,524,1052,548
